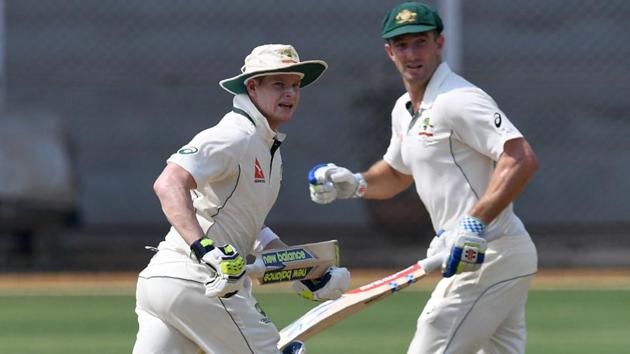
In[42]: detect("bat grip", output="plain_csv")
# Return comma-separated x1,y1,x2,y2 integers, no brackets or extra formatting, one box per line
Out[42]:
417,253,445,273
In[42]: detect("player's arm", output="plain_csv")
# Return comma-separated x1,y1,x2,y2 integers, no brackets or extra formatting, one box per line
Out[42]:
153,162,204,245
468,137,538,224
360,160,414,200
154,162,246,297
431,138,538,277
308,160,413,204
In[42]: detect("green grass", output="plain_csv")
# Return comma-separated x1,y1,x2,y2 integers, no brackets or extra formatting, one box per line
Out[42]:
0,295,136,354
0,290,628,353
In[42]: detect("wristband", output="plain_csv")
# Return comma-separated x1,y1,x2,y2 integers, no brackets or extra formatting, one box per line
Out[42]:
191,237,215,260
254,227,280,253
353,173,368,198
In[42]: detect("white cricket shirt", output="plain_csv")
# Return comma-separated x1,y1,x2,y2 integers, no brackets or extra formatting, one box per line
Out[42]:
141,94,284,282
384,63,527,239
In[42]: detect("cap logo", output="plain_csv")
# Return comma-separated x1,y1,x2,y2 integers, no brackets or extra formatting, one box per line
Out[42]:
395,9,417,24
278,48,298,64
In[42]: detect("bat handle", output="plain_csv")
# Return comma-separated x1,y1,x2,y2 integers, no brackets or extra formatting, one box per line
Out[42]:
417,253,446,273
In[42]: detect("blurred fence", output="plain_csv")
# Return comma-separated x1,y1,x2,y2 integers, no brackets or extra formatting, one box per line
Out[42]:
1,0,629,269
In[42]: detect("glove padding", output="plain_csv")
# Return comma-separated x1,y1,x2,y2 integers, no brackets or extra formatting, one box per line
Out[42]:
191,237,246,298
292,266,350,301
442,234,487,278
308,163,367,204
427,216,488,278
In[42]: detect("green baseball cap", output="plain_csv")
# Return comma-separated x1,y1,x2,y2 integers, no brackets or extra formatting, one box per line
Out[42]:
381,2,443,39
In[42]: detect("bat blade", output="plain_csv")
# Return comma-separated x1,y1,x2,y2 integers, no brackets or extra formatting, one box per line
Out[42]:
248,240,339,285
277,254,442,350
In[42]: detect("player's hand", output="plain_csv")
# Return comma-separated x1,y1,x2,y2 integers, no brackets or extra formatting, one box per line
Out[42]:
442,234,487,277
191,237,246,298
439,216,488,278
292,266,350,301
308,163,367,204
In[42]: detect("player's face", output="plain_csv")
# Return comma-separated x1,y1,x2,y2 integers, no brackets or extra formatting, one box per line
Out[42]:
247,74,301,130
385,32,444,88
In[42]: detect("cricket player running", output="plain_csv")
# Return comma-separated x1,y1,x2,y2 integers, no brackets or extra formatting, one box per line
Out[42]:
133,44,350,354
309,2,539,354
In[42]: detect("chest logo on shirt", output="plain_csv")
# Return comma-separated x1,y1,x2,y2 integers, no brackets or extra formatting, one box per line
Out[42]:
418,117,435,137
254,158,266,183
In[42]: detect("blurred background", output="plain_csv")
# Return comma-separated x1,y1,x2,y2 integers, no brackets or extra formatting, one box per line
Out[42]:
0,0,628,272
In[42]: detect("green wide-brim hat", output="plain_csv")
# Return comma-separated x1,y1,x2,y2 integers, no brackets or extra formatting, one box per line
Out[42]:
220,44,328,95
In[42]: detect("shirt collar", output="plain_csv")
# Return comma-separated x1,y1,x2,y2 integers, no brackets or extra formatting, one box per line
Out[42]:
419,62,451,110
232,94,286,142
405,62,452,115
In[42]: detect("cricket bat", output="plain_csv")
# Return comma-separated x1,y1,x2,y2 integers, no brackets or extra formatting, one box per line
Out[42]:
277,253,444,349
247,240,339,285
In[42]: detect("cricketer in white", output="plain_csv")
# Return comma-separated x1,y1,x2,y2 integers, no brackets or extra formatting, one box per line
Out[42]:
133,44,349,354
309,2,539,354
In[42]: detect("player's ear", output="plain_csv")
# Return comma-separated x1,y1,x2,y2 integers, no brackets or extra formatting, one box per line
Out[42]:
245,79,257,96
384,41,395,61
435,33,445,49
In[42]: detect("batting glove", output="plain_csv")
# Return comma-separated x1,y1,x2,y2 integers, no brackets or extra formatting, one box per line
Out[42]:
437,216,488,278
282,340,307,354
292,266,350,301
191,237,246,298
308,163,367,204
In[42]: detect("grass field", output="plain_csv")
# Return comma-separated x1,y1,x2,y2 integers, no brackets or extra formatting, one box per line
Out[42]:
0,271,629,353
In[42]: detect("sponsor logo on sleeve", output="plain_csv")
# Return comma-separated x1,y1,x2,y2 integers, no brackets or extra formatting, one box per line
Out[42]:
494,113,502,128
178,146,199,154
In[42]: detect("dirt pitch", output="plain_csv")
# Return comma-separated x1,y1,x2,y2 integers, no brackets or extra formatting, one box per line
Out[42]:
1,268,629,294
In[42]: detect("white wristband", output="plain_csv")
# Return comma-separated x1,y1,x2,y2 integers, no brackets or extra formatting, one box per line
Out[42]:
253,226,280,253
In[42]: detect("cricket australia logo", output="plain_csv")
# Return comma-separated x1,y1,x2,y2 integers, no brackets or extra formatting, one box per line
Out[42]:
396,9,417,24
254,158,266,183
278,48,298,64
418,117,435,137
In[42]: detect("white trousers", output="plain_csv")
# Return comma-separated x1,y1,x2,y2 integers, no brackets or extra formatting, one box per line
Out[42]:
133,276,281,354
407,235,538,354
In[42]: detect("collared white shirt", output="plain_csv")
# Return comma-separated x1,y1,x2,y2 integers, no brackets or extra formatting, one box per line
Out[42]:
384,63,527,239
142,94,284,282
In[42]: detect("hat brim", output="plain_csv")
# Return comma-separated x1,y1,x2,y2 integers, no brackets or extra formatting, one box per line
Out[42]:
219,60,328,95
382,24,437,39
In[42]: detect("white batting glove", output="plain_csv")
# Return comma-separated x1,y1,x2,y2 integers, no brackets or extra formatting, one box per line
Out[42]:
191,237,246,298
292,267,350,301
426,229,447,258
309,181,338,204
436,216,488,278
308,163,367,204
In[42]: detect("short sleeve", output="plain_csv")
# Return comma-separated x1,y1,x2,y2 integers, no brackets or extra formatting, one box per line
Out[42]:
167,126,249,187
446,88,523,161
383,102,412,175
